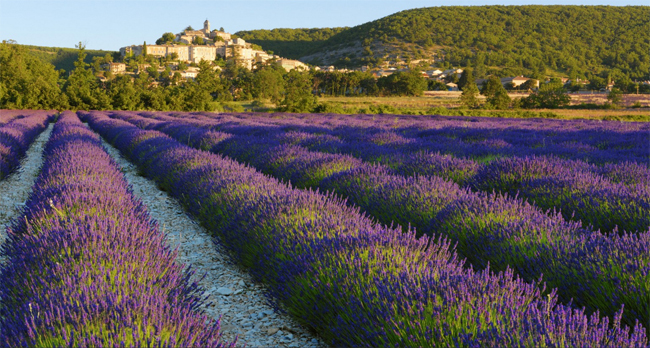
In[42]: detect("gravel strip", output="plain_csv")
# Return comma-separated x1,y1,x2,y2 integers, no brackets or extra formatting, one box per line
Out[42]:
0,124,53,264
97,129,326,348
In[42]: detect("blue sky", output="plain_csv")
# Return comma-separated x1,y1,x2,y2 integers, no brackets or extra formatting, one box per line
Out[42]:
0,0,646,51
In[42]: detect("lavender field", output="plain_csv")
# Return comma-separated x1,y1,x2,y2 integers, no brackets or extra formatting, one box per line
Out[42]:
0,109,648,347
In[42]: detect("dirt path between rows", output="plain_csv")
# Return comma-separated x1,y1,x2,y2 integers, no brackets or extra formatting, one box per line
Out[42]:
0,124,53,265
97,128,325,348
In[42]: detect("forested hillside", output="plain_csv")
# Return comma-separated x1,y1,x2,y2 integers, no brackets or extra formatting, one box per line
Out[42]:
240,6,650,81
22,44,116,73
235,27,347,59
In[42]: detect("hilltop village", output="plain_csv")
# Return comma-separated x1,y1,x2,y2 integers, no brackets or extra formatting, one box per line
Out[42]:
113,20,307,77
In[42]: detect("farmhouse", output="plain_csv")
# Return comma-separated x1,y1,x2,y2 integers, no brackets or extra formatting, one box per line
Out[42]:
501,76,538,88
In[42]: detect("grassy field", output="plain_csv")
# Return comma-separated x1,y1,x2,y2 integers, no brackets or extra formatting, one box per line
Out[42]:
314,94,650,121
237,93,650,122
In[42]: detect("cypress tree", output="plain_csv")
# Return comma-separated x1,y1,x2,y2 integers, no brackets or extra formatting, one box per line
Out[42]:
457,68,474,91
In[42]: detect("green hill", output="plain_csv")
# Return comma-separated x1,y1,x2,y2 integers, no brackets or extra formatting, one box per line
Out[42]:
235,27,348,59
238,6,650,80
22,44,117,73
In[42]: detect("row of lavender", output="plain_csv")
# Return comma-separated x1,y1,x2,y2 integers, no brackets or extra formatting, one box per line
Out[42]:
110,110,650,331
276,127,649,233
81,110,648,346
0,110,53,180
134,111,649,234
0,112,233,346
164,112,650,185
246,112,649,165
0,109,26,125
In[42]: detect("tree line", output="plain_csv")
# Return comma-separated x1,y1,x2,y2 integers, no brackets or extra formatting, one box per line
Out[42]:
1,41,644,113
0,41,431,113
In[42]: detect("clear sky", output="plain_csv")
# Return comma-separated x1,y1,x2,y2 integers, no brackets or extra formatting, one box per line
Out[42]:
0,0,646,52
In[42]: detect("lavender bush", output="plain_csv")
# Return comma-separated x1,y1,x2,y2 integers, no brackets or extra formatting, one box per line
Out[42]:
0,110,52,179
82,110,647,347
0,111,234,347
112,111,650,330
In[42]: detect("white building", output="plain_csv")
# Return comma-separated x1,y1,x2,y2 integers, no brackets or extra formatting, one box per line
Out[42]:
120,20,306,70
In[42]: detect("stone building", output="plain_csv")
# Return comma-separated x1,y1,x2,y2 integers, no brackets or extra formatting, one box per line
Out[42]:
120,20,307,70
275,58,309,71
102,62,127,73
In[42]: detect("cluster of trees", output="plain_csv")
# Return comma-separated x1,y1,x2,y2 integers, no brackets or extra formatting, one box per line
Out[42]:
1,41,432,113
240,6,649,83
457,68,633,110
458,69,573,110
0,40,65,109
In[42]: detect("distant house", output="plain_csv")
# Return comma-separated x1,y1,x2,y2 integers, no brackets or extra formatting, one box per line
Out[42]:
375,68,396,77
443,68,463,75
102,62,126,73
180,69,198,80
566,78,590,86
427,69,443,77
275,58,309,72
136,64,152,74
446,82,459,91
501,76,538,89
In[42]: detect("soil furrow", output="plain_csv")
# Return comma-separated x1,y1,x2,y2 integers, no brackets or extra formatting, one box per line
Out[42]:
0,124,54,264
97,129,325,348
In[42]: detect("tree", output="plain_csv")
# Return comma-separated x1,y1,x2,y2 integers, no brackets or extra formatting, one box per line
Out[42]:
521,79,538,91
91,56,103,75
488,88,511,109
143,41,147,57
587,76,606,91
252,65,285,104
184,26,194,32
146,66,159,80
192,36,204,45
480,76,503,98
444,73,459,84
109,74,139,110
378,70,427,96
156,32,175,45
460,80,480,108
479,75,511,109
522,79,571,108
280,69,317,112
0,40,67,109
427,80,448,91
64,42,111,110
607,87,623,108
457,68,474,91
181,80,215,111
